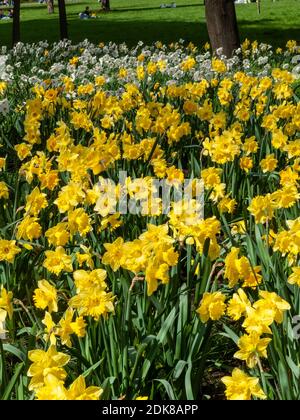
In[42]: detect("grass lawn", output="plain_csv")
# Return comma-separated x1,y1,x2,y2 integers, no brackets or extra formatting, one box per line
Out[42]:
0,0,299,48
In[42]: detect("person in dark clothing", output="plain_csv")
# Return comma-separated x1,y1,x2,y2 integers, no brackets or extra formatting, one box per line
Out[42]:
79,6,92,19
82,6,90,16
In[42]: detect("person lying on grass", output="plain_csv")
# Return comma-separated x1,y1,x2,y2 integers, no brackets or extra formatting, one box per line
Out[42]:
0,8,11,19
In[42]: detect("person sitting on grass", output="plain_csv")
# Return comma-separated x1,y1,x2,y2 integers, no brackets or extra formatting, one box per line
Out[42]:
8,8,13,18
83,6,90,17
79,6,96,19
0,8,10,19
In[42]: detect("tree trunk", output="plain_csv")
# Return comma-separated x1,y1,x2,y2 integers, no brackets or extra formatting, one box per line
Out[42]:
58,0,68,39
205,0,240,58
47,0,54,14
257,0,261,14
12,0,20,46
102,0,110,10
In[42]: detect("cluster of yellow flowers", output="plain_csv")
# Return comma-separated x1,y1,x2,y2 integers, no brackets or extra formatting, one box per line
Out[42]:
224,247,262,288
0,287,13,335
273,218,300,265
102,224,179,295
197,288,290,400
27,345,102,400
248,185,300,224
29,272,113,399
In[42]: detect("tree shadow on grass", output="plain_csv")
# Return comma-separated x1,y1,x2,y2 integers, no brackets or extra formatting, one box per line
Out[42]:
111,3,204,13
67,3,203,17
0,17,299,48
21,2,204,12
238,18,276,25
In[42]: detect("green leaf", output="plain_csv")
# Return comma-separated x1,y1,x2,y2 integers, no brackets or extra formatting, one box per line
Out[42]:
82,359,103,378
155,379,176,400
2,344,26,362
286,356,300,380
157,306,177,345
278,360,292,400
173,360,187,380
1,363,24,401
220,325,239,345
184,362,194,400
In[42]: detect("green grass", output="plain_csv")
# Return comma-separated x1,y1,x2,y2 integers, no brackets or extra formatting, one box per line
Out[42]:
0,0,299,48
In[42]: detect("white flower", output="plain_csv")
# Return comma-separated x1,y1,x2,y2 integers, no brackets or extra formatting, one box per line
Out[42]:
292,64,300,78
0,98,9,116
0,55,8,80
291,55,300,64
257,56,268,65
243,59,250,69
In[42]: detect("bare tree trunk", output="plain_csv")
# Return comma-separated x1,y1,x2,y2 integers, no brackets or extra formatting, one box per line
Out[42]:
58,0,68,39
12,0,20,46
102,0,110,11
205,0,240,58
257,0,261,14
47,0,54,14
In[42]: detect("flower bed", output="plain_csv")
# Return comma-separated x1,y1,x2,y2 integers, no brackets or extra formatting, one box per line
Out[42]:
0,39,300,400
